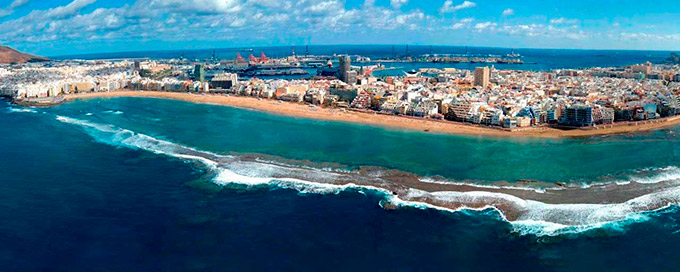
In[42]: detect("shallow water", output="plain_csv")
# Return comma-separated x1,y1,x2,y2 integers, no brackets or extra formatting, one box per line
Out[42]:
3,97,680,271
43,97,680,184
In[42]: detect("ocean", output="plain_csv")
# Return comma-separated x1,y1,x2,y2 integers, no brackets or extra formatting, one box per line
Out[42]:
51,45,675,79
3,96,680,271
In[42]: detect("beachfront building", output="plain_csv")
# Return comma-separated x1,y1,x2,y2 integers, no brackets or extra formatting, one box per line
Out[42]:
446,101,472,122
211,73,238,90
408,99,439,117
561,105,593,127
3,57,680,129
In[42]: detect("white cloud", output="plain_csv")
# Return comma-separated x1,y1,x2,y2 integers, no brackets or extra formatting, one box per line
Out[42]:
0,0,439,45
46,0,97,18
549,17,579,25
439,0,476,13
136,0,243,15
0,0,30,17
471,22,589,40
501,8,514,16
450,17,473,29
2,0,679,52
474,21,496,30
619,32,680,41
8,0,29,9
390,0,408,9
229,18,246,27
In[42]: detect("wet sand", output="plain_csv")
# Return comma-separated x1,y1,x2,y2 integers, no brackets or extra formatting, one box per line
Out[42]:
63,90,680,139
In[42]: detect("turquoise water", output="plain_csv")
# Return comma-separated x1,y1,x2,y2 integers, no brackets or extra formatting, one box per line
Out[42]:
3,97,680,271
44,97,680,184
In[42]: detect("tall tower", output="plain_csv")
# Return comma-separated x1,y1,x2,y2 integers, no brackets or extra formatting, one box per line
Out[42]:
338,55,352,83
194,64,206,82
474,67,490,89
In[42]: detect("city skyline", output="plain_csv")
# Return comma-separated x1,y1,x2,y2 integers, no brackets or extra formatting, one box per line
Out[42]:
0,0,679,56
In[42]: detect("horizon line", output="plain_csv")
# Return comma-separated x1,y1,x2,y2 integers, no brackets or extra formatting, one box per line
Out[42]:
45,43,680,59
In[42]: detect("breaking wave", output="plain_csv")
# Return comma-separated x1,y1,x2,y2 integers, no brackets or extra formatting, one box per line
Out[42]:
626,166,680,184
7,107,38,114
55,115,680,237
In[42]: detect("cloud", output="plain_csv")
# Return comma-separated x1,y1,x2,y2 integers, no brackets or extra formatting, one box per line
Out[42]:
501,8,514,16
471,22,589,40
136,0,243,15
2,0,679,53
619,32,680,41
549,17,579,24
8,0,29,9
450,17,473,29
474,21,496,30
439,0,476,13
0,0,437,46
46,0,97,18
0,0,30,17
390,0,408,9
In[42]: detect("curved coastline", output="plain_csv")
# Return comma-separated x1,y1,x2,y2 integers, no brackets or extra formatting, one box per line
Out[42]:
50,111,680,236
60,90,680,139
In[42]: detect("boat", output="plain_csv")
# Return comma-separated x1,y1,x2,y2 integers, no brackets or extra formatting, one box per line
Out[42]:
506,49,521,58
404,69,420,77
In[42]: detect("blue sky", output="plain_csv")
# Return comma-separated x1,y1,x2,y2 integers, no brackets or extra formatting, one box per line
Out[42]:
0,0,678,56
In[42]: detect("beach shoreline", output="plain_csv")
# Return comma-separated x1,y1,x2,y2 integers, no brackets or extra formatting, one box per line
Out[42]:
48,92,680,226
61,90,680,138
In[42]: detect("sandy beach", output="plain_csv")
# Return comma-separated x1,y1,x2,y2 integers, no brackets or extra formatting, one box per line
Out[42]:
63,90,680,138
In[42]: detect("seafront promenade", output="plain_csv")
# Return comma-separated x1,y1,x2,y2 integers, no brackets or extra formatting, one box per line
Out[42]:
62,90,680,138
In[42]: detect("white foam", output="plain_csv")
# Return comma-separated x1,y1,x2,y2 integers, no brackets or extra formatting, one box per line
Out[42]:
8,107,38,114
253,157,357,174
574,166,680,188
396,188,679,237
631,166,680,184
419,177,554,193
54,115,680,237
55,115,228,168
104,110,124,115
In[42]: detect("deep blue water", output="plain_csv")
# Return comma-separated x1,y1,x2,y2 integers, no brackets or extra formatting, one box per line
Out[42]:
3,97,680,271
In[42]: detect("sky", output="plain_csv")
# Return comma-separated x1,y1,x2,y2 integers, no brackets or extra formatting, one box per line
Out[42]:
0,0,678,56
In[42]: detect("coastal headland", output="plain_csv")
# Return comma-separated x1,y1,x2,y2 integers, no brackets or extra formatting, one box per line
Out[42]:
63,90,680,139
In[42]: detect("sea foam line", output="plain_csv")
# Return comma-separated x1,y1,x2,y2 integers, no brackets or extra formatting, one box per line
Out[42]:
630,166,680,184
7,107,38,114
54,115,679,237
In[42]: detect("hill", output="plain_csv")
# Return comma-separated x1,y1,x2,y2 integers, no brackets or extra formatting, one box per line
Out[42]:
0,46,49,64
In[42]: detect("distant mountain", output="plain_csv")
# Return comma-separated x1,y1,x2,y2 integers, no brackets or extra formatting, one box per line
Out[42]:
0,46,49,64
665,52,680,64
